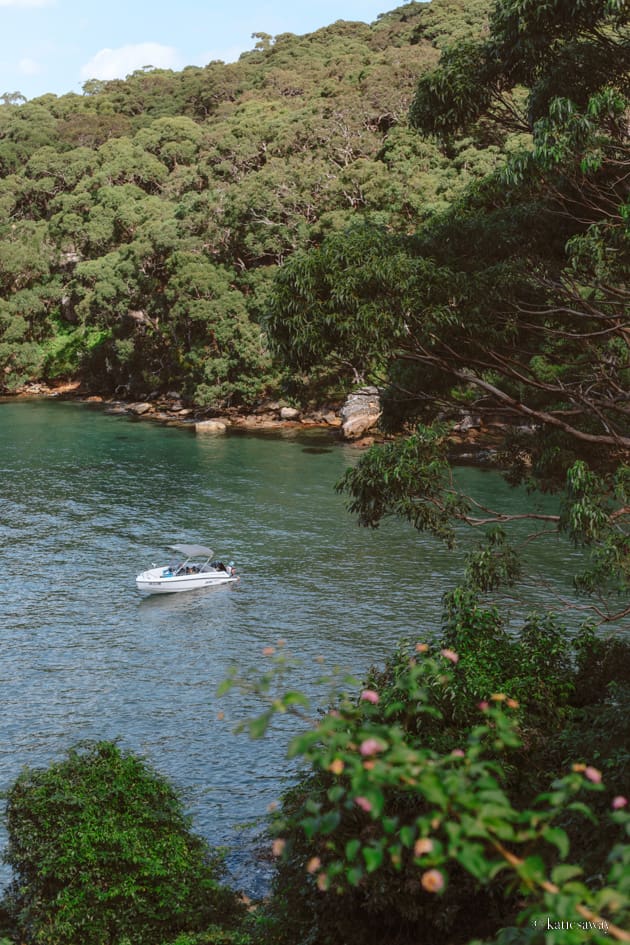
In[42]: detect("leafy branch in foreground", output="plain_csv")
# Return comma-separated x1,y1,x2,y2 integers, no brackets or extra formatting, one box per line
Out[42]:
336,424,629,622
220,644,630,945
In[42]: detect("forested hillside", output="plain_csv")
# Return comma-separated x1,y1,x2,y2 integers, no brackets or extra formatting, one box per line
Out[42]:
0,0,506,407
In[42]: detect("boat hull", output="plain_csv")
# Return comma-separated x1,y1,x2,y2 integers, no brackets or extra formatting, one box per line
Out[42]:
136,567,237,594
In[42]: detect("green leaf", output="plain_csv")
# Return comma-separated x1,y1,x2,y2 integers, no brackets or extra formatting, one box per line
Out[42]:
551,864,583,885
327,785,345,804
382,816,398,835
287,730,321,758
457,843,489,881
567,801,598,822
345,839,361,862
543,826,570,859
216,678,234,696
282,690,310,708
320,810,341,835
248,713,272,739
400,825,416,848
518,855,546,885
363,845,384,873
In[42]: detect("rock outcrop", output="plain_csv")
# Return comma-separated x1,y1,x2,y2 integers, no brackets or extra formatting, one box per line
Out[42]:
195,419,229,435
340,386,381,440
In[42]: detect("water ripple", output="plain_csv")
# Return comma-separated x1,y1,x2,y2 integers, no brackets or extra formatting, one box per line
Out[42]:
0,401,589,895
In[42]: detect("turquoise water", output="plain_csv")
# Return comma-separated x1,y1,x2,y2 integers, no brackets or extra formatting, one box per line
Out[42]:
0,400,590,892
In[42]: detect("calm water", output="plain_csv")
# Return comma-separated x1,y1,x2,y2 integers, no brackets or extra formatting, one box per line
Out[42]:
0,400,590,893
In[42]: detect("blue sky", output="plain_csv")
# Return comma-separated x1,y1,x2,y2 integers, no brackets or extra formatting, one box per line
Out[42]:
0,0,395,101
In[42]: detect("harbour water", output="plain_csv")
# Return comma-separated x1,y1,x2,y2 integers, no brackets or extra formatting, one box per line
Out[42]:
0,400,589,893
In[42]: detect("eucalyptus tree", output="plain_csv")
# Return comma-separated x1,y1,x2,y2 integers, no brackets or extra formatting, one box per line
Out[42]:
267,0,629,622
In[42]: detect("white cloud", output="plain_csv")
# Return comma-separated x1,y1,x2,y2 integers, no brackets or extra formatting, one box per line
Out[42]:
80,42,181,82
18,57,42,75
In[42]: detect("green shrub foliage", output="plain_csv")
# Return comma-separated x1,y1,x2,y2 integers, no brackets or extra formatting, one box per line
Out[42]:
220,611,630,945
2,742,244,945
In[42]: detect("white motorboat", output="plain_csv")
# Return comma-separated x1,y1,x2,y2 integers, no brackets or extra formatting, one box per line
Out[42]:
136,544,238,594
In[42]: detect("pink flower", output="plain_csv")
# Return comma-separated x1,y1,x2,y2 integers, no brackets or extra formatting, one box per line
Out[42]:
612,796,628,809
478,701,489,711
272,838,286,857
440,648,459,664
584,766,602,784
360,689,379,704
360,738,385,757
307,856,321,874
421,869,445,893
450,749,465,758
414,837,434,856
355,796,373,813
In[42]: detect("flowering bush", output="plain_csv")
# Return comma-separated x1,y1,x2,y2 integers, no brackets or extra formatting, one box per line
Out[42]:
221,643,630,945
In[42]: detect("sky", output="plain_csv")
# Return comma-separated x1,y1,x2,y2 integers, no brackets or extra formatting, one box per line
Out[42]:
0,0,395,101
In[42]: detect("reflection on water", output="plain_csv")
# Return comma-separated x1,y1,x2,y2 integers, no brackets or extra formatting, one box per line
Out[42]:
0,400,593,894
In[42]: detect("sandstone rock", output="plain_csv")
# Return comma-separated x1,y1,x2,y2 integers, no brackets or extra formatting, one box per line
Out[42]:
129,402,153,415
322,411,341,426
340,386,381,440
348,436,375,449
237,416,280,430
280,406,300,420
195,419,228,435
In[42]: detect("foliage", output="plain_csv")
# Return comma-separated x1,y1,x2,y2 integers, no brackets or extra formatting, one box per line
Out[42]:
266,0,629,621
1,742,245,945
0,1,498,405
221,633,630,945
164,930,253,945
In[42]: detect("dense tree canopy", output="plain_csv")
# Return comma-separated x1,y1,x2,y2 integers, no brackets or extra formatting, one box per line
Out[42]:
0,1,500,407
266,0,629,622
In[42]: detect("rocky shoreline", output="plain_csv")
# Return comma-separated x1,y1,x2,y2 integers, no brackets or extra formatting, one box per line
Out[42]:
7,382,384,446
6,381,507,463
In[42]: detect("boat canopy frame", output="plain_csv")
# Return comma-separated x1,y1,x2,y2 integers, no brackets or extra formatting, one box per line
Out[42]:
168,544,214,559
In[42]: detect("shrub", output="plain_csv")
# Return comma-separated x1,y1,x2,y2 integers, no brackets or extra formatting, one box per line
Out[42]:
2,741,245,945
221,628,630,945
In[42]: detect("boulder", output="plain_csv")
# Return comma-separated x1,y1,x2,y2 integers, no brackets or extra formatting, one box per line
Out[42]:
280,406,300,420
195,419,228,435
340,386,381,440
129,402,153,415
